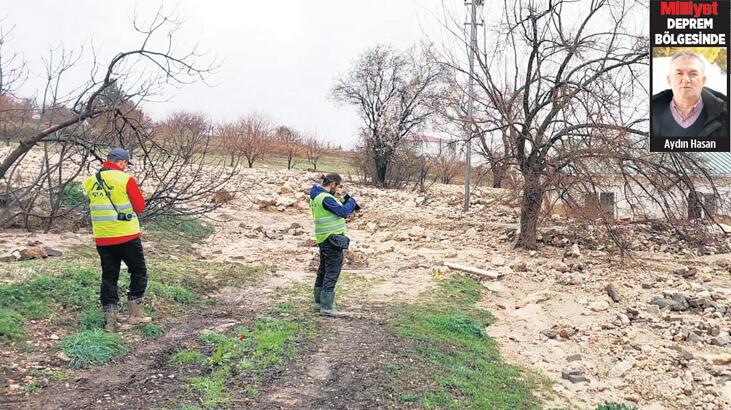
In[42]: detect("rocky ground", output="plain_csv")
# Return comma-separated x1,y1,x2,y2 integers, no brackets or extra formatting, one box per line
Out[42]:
3,165,731,409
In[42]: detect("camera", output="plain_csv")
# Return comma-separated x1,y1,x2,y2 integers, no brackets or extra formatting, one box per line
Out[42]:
117,213,134,221
342,194,361,212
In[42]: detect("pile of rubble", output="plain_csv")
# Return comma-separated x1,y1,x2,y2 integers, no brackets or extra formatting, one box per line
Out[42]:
0,241,64,262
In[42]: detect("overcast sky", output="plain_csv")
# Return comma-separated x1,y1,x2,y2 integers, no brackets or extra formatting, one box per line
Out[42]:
3,0,469,148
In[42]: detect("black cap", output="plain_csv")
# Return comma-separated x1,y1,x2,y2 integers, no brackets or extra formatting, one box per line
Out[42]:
322,173,342,185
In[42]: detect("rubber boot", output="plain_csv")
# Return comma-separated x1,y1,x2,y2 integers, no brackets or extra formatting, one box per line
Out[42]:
104,305,119,332
312,286,322,311
125,297,152,325
319,291,347,317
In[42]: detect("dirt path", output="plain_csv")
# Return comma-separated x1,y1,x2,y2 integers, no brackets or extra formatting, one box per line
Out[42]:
10,288,406,410
8,305,245,410
253,312,404,409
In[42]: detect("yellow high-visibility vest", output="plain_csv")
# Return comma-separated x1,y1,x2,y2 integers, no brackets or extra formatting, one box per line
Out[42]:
310,192,347,244
82,170,140,239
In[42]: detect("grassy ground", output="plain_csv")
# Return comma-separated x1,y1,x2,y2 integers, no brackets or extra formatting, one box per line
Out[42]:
256,155,354,176
0,220,265,397
163,295,318,409
205,152,355,176
387,275,542,409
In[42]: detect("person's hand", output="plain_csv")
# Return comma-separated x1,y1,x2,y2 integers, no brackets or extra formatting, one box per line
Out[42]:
343,194,361,212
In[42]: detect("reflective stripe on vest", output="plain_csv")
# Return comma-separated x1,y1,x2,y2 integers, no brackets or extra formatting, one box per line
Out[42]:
310,191,346,244
82,170,141,239
90,204,134,212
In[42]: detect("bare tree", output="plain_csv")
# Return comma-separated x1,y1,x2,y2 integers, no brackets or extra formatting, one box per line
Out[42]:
218,122,240,167
232,113,272,168
156,112,211,161
273,126,303,170
0,9,237,231
332,45,444,187
0,23,30,147
137,112,237,220
305,135,325,170
436,0,667,249
0,8,216,181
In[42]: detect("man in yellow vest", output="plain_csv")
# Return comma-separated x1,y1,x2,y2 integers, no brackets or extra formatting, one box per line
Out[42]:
309,173,358,317
82,148,151,331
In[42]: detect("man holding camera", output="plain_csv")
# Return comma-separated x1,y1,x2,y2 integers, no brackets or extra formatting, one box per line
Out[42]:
309,173,359,317
82,148,150,331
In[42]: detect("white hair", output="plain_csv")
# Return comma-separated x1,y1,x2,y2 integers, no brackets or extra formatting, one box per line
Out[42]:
668,50,706,73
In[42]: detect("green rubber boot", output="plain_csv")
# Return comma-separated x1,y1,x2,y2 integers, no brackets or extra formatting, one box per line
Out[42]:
313,287,322,311
319,291,347,317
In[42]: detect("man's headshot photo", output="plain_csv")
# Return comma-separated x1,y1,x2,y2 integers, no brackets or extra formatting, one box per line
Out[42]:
651,49,728,139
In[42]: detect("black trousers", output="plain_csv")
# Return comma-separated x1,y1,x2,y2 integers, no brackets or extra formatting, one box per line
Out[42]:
97,237,148,308
315,234,349,292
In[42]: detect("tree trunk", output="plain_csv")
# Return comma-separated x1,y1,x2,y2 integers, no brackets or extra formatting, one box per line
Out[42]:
247,158,254,168
492,163,507,188
515,169,544,250
374,153,389,188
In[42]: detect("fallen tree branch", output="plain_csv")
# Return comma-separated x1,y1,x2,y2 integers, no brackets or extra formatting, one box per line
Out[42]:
443,262,502,279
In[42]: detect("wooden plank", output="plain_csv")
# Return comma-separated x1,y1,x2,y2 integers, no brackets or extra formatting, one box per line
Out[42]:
443,262,501,279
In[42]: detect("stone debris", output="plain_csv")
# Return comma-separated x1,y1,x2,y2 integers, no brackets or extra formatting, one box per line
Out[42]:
589,301,610,312
561,369,588,383
606,283,621,303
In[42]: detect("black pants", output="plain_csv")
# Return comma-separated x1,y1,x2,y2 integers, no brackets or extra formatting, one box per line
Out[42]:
97,237,148,308
315,234,349,292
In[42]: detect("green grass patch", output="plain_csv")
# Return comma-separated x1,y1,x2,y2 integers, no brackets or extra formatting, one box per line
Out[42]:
49,370,70,382
189,376,230,408
596,403,637,410
248,316,299,368
169,349,206,365
272,302,294,314
0,266,103,341
139,323,164,338
390,276,538,410
60,329,127,369
0,308,25,342
147,282,197,305
78,310,105,330
21,381,41,395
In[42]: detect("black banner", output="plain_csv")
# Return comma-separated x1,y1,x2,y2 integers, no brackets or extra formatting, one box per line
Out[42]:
649,0,730,152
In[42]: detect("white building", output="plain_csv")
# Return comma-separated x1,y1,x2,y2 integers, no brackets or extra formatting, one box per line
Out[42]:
544,153,731,222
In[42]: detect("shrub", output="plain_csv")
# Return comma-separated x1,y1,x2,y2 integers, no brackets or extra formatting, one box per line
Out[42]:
78,310,105,331
139,323,164,338
60,329,127,368
60,182,87,209
0,308,25,341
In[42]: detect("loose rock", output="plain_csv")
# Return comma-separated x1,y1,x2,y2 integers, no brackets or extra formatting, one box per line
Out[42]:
589,300,610,312
606,283,621,303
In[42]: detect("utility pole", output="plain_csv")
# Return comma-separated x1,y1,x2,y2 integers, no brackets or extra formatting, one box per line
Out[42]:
464,0,481,212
